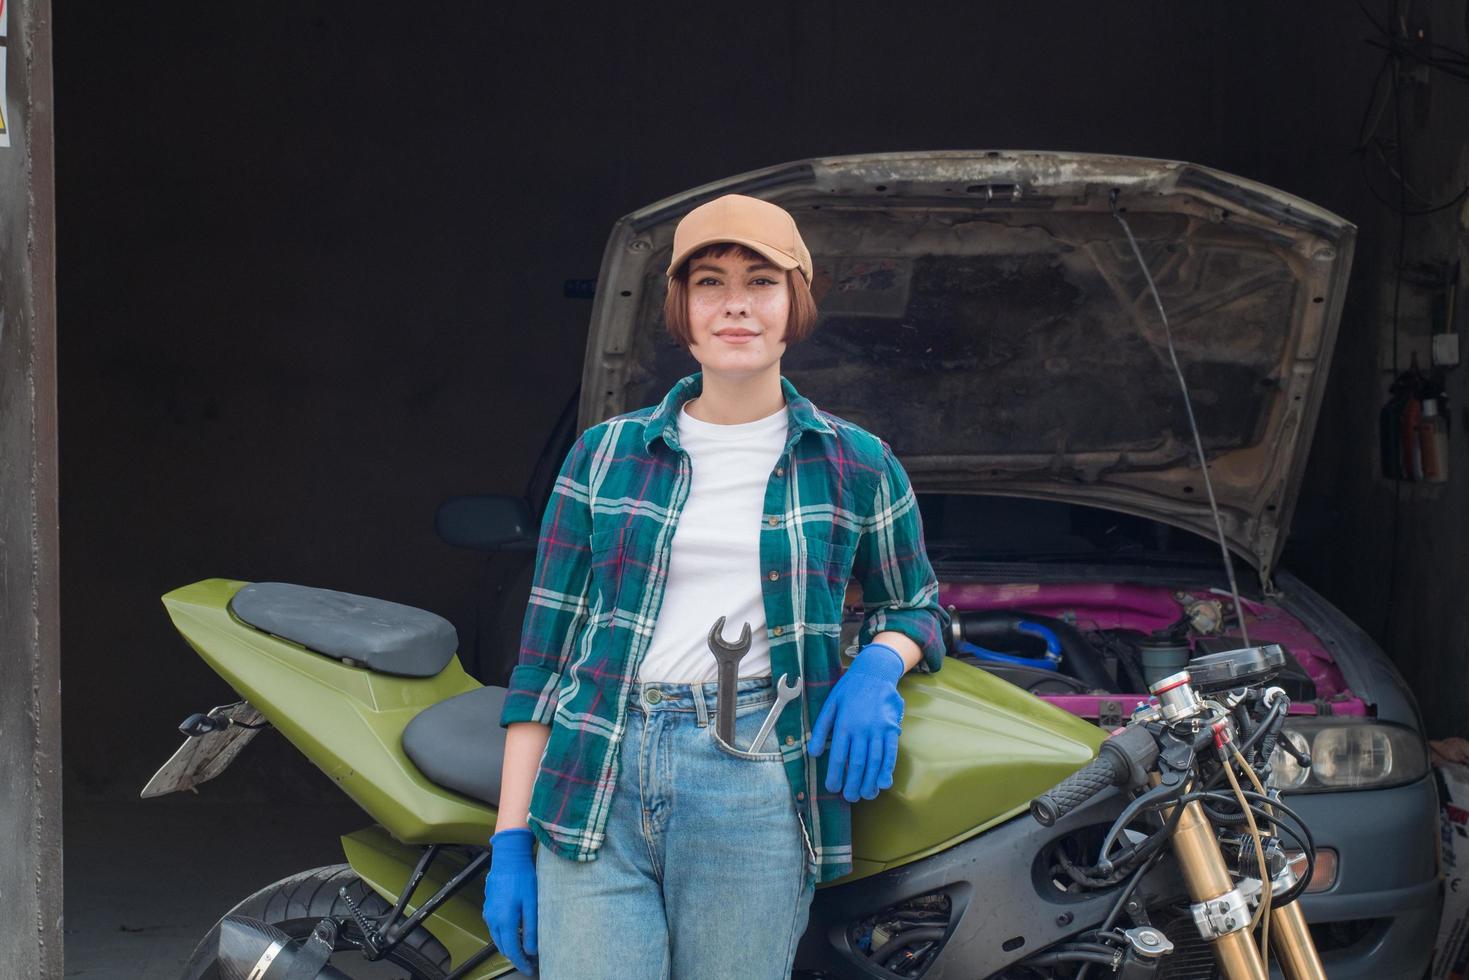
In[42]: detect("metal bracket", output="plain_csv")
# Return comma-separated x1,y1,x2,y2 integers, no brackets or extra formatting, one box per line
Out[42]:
343,844,491,962
1272,859,1301,894
1190,878,1262,939
277,917,338,980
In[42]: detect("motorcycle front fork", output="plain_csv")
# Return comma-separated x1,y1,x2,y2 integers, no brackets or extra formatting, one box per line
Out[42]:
1167,800,1326,980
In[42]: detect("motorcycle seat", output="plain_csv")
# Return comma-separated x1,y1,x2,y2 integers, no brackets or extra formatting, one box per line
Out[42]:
401,685,506,807
229,581,458,678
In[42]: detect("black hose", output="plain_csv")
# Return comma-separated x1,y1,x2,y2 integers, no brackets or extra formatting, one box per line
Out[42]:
1257,729,1280,774
1160,789,1317,905
1022,950,1120,967
1055,942,1124,956
1072,849,1167,980
951,611,1115,691
1095,777,1188,870
1235,698,1287,761
1060,793,1185,889
1178,789,1315,852
871,927,948,968
1202,698,1287,791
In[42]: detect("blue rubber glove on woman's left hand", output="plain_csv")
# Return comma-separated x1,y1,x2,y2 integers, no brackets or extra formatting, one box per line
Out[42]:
807,642,906,802
483,827,537,976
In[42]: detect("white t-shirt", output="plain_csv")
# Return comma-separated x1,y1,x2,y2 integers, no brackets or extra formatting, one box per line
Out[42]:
637,403,790,683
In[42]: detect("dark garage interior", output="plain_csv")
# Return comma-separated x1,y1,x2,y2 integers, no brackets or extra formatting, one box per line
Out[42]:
2,0,1468,976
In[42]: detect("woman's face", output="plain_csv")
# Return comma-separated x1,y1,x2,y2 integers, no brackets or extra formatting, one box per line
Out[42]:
685,253,790,380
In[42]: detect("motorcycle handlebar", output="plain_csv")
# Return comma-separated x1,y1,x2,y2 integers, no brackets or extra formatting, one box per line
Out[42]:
1030,751,1128,827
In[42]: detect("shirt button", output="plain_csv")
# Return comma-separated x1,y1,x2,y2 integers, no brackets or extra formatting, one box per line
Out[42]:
775,466,785,477
786,735,796,746
645,688,662,704
772,626,784,636
768,570,780,582
767,515,779,527
796,791,806,801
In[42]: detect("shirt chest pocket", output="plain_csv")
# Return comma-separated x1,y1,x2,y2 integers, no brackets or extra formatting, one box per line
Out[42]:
588,525,648,609
798,533,858,623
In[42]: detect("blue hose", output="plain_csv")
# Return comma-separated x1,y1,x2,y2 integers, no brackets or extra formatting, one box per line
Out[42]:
957,620,1063,672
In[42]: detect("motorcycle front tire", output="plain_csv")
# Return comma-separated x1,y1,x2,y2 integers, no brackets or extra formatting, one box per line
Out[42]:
177,864,455,980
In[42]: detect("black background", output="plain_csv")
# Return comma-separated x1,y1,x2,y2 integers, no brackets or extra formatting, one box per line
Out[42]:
54,1,1465,802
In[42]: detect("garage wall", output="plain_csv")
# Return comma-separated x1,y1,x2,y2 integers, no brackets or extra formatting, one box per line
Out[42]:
1286,0,1469,738
0,0,60,973
54,2,1459,803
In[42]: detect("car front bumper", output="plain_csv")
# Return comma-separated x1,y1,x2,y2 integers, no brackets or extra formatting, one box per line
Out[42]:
1283,774,1442,979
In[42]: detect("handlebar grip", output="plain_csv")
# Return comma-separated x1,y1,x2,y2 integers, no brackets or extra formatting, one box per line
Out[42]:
1030,753,1126,827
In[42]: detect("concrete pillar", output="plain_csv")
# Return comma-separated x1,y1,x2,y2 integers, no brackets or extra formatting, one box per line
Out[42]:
0,0,59,976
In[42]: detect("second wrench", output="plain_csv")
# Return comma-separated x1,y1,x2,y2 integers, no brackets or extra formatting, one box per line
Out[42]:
752,674,803,753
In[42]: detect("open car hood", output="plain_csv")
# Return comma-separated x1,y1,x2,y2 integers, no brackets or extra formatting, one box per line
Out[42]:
581,151,1356,587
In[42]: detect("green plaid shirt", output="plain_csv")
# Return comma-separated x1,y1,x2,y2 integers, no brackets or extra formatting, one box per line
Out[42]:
500,373,947,883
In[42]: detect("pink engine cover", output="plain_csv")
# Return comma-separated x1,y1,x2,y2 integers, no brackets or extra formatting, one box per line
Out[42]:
937,581,1364,718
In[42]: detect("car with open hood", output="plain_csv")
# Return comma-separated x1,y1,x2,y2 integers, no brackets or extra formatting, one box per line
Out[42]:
440,151,1439,979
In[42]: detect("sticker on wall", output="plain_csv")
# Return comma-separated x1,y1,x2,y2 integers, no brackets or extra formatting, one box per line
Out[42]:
0,0,9,148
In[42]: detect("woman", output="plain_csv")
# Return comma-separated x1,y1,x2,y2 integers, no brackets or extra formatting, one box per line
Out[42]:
483,193,947,978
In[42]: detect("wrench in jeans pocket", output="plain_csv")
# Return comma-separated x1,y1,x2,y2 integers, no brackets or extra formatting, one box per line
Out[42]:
751,674,803,753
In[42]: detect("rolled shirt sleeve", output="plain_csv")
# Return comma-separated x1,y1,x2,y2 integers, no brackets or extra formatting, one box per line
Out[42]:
499,432,595,727
852,444,949,672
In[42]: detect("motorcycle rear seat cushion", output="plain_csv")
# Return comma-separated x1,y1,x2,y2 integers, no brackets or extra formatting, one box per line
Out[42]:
401,686,507,807
229,582,458,678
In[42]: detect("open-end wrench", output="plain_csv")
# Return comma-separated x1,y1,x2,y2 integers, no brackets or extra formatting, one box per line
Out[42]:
706,616,752,744
752,674,803,754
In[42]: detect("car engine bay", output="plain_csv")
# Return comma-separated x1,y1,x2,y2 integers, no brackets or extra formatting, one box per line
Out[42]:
845,580,1366,729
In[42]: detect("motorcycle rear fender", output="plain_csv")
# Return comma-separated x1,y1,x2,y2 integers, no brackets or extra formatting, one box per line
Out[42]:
342,826,509,979
162,578,498,843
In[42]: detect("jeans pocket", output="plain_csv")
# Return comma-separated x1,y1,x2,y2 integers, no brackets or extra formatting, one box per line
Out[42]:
708,697,786,761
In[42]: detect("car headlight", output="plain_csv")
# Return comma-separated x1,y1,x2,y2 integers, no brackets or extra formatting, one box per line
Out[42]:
1269,718,1429,793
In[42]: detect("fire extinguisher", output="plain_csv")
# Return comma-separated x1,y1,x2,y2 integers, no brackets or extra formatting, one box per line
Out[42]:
1380,371,1417,479
1400,393,1423,480
1380,364,1452,482
1420,396,1450,482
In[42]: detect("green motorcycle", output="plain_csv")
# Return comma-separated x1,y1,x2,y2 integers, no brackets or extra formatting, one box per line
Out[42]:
149,577,1324,979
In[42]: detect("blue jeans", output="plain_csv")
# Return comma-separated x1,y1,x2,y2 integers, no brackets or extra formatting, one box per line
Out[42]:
537,678,815,979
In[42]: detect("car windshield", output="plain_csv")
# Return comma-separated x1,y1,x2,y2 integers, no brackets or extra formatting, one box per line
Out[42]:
916,493,1222,563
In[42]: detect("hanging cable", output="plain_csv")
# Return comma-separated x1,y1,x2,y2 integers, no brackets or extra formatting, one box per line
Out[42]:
1223,756,1271,970
1109,191,1251,645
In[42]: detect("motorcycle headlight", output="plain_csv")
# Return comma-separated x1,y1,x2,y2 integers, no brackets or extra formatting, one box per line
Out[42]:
1270,718,1429,793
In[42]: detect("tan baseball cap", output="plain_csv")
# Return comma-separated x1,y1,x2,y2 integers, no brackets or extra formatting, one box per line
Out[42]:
665,193,813,285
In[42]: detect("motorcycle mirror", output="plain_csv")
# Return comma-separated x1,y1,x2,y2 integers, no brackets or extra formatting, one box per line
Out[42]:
434,494,537,552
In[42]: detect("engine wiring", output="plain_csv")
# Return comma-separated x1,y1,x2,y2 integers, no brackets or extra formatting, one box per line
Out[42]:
1030,679,1311,976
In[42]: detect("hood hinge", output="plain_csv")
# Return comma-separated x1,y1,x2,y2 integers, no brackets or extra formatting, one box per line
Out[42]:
1258,566,1279,599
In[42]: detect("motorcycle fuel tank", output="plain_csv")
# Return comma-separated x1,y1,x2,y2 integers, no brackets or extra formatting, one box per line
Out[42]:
848,658,1104,879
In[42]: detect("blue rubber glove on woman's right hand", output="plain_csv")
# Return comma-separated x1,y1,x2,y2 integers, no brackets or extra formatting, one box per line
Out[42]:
484,827,537,975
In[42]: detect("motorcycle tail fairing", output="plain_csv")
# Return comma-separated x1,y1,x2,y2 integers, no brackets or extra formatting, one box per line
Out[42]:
162,578,498,845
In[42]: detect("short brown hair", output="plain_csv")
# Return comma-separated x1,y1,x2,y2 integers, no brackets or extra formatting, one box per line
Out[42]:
663,243,819,349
